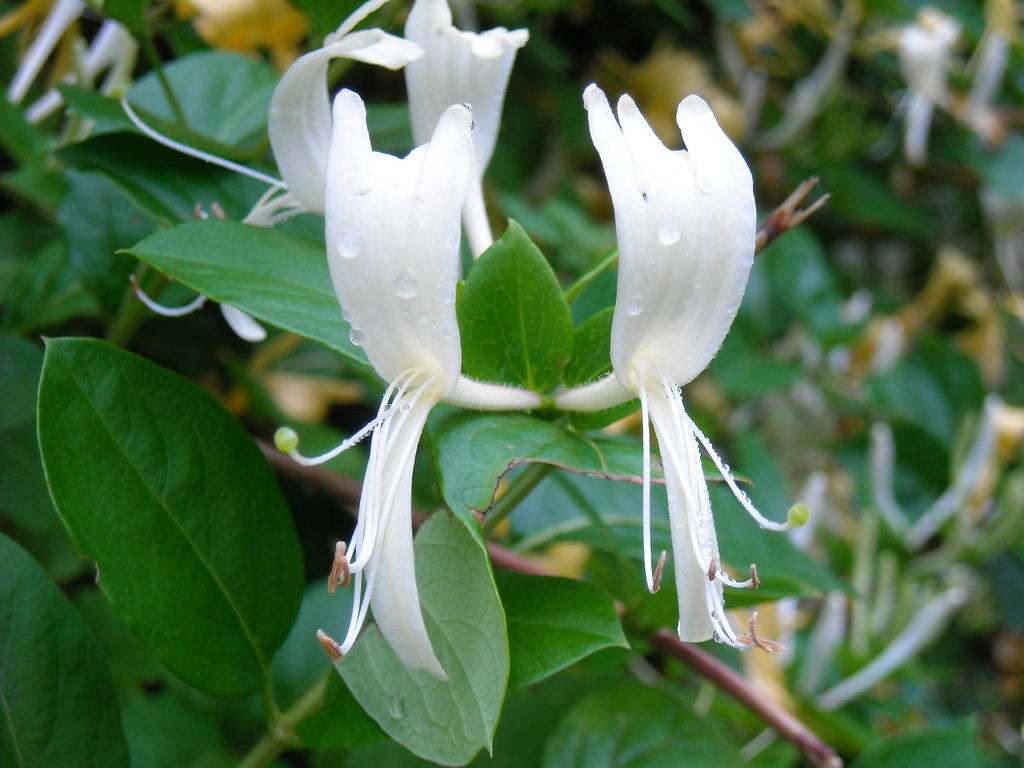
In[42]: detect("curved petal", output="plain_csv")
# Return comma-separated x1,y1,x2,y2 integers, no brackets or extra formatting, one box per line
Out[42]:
220,304,267,342
404,0,527,172
268,31,422,214
324,89,473,389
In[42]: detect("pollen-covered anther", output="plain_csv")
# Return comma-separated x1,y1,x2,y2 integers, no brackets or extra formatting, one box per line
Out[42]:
738,611,786,653
750,563,760,589
652,550,667,592
328,540,351,592
316,629,344,661
210,201,227,219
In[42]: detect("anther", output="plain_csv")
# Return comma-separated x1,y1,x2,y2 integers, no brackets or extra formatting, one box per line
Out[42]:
740,612,786,653
328,540,350,593
750,564,760,589
210,201,226,219
708,556,718,582
316,629,343,661
194,202,207,219
652,550,667,592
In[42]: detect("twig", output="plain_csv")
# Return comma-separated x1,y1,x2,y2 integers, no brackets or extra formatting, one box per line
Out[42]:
755,177,830,254
257,437,842,767
652,631,843,768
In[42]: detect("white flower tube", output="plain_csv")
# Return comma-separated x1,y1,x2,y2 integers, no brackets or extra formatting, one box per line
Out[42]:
562,85,792,648
898,9,959,166
7,0,85,104
404,0,528,257
267,0,423,214
318,88,477,678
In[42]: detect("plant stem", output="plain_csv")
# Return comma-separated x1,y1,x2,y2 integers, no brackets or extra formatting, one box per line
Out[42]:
481,462,554,536
237,673,330,768
141,34,186,125
563,249,618,306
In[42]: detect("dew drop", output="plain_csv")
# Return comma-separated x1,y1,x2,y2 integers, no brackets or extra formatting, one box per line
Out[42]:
335,231,360,259
417,309,430,323
657,217,682,245
441,325,456,338
442,288,456,305
626,295,645,316
341,308,352,322
349,328,367,347
388,697,406,719
393,270,419,299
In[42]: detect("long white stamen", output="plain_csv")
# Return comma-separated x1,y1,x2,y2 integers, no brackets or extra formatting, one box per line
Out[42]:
7,0,86,104
120,97,286,189
286,416,386,467
869,422,909,534
688,416,791,532
131,276,207,317
638,383,655,592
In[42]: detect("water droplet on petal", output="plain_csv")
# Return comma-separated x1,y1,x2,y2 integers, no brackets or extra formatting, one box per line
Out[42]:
335,231,360,259
626,295,645,316
349,328,367,347
442,325,456,338
442,288,456,304
657,217,682,245
417,310,429,323
341,308,352,322
444,230,460,252
393,270,419,299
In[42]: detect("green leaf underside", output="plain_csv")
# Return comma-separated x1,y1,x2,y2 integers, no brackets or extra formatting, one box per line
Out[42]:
339,512,508,766
37,338,303,697
0,533,129,768
497,572,627,690
458,220,574,392
542,683,743,768
126,218,369,366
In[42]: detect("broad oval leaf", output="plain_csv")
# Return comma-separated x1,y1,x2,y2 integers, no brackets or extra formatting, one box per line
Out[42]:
339,512,509,766
0,533,129,768
497,571,628,691
37,338,304,697
457,220,574,392
126,219,368,366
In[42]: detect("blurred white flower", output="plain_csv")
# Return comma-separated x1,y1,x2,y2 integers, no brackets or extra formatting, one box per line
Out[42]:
898,8,959,166
404,0,528,257
559,85,793,649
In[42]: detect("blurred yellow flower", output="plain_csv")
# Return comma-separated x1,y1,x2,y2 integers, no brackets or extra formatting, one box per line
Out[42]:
175,0,308,69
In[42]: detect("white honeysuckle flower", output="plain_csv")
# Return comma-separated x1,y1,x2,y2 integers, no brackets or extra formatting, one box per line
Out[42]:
6,0,85,105
404,0,528,257
25,19,138,124
898,8,959,166
558,85,796,649
267,0,423,216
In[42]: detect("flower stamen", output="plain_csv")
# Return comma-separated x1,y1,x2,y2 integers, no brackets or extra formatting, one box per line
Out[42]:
328,540,351,592
738,612,787,653
316,628,344,661
129,274,207,317
652,550,667,592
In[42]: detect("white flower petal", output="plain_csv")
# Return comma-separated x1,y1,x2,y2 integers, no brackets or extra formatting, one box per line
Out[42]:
404,0,527,172
7,0,86,104
324,89,473,390
268,32,422,214
220,304,267,342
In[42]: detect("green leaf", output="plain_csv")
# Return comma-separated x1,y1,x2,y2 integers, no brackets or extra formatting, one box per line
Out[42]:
0,533,130,768
0,165,67,212
0,96,48,165
58,134,266,226
850,718,993,768
561,308,639,430
126,219,368,366
104,0,148,34
59,170,154,314
130,51,276,145
458,220,574,391
427,407,644,530
542,682,743,768
1,240,100,334
0,334,43,431
339,512,509,766
37,338,304,697
496,571,627,690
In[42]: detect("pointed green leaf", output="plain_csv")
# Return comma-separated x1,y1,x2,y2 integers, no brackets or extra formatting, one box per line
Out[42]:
0,533,129,768
37,338,303,696
497,572,627,690
458,221,574,392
